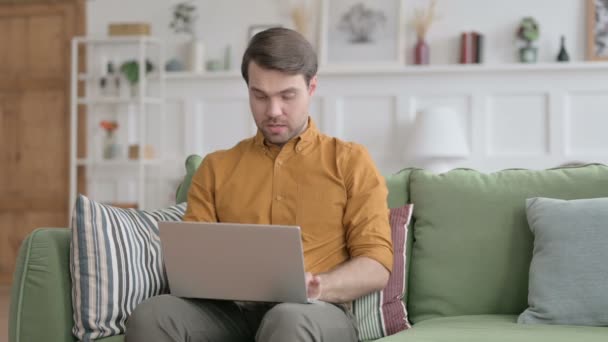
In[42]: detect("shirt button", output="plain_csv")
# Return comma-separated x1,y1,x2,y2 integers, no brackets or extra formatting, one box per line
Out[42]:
276,195,283,201
276,160,283,166
296,146,303,152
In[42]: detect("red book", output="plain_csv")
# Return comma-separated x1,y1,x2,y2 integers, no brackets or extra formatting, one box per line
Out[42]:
460,32,473,64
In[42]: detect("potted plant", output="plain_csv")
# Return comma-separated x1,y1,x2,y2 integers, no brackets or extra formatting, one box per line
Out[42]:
170,1,204,72
100,120,120,159
517,17,540,63
120,59,154,97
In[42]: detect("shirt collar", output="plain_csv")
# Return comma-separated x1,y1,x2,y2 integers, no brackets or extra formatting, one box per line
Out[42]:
254,116,318,151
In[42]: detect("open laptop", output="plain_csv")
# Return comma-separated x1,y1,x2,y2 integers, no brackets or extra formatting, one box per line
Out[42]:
159,221,310,304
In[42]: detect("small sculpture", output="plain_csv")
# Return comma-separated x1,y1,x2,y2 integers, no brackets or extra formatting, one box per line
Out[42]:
556,35,570,62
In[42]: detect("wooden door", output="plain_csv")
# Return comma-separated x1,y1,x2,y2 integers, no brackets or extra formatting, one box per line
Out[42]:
0,0,85,285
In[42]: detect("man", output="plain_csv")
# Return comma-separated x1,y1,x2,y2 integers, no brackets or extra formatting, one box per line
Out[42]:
126,27,392,342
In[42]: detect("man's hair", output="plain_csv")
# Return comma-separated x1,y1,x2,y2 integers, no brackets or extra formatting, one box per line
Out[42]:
241,27,318,86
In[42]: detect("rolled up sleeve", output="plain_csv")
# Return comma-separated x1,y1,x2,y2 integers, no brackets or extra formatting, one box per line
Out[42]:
341,144,393,272
183,155,219,223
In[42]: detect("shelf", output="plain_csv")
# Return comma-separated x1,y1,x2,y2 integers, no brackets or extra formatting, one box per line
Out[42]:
76,159,163,167
164,70,241,80
163,61,608,80
319,61,608,76
70,35,167,212
77,97,163,105
73,36,160,45
78,72,163,81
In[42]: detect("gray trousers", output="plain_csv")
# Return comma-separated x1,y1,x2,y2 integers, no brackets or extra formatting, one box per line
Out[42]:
125,294,358,342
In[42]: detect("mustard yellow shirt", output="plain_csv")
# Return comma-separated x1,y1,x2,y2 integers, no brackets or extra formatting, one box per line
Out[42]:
183,118,393,274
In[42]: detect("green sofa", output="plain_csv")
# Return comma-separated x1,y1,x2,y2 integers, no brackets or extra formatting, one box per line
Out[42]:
9,159,608,341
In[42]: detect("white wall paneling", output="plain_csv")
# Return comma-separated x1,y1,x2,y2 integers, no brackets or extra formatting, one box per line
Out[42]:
485,93,550,157
159,63,608,176
85,62,608,208
93,64,607,204
201,99,251,155
565,91,608,157
341,96,397,163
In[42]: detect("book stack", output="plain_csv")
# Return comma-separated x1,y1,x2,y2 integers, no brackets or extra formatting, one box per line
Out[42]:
108,22,151,36
460,32,484,64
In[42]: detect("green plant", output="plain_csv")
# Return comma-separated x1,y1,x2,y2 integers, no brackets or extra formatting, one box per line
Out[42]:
517,17,539,47
120,60,154,85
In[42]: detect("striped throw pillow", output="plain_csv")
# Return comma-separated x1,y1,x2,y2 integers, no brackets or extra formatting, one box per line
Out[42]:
353,204,414,340
70,194,186,341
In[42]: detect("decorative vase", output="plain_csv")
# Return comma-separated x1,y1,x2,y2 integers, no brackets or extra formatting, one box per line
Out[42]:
187,38,205,73
519,46,538,63
414,38,430,65
165,58,185,72
557,35,570,62
102,131,120,160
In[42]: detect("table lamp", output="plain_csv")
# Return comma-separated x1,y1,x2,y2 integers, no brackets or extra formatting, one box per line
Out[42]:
407,106,470,173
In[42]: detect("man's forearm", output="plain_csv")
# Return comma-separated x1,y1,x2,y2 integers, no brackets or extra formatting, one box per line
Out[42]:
317,257,390,303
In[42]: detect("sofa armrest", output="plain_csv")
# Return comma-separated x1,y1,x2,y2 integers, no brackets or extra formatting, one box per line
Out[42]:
9,228,76,342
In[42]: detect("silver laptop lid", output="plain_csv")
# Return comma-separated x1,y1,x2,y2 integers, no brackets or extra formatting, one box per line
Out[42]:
159,221,308,304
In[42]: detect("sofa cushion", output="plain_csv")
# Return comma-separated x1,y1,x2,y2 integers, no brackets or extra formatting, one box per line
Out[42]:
355,204,413,340
97,336,124,342
175,154,203,203
518,197,608,326
375,315,608,342
70,195,186,341
407,164,608,323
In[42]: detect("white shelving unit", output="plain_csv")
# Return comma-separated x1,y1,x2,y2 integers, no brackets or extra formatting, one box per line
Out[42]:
69,36,166,213
161,61,608,79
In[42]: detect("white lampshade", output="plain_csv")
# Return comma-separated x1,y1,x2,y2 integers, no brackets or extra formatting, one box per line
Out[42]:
408,106,469,158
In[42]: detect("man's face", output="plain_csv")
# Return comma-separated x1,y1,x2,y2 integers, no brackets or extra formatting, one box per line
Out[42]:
247,61,317,146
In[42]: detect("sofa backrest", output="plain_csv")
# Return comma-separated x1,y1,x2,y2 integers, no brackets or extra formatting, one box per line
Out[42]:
406,164,608,323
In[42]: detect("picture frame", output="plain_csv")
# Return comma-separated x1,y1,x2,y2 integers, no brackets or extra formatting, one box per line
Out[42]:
247,24,282,42
319,0,405,67
587,0,608,61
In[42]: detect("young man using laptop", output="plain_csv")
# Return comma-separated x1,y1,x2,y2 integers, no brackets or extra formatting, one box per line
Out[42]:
126,28,393,342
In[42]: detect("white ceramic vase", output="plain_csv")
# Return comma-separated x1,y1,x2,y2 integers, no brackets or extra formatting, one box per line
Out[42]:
188,38,205,73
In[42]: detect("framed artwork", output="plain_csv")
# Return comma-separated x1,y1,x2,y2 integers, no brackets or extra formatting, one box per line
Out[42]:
587,0,608,60
247,24,282,41
319,0,405,67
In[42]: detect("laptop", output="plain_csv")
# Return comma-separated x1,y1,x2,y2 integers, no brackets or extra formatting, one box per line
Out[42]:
159,221,310,304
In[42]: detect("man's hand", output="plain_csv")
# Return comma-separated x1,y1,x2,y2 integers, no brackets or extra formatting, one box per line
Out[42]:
305,272,322,300
307,257,389,303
